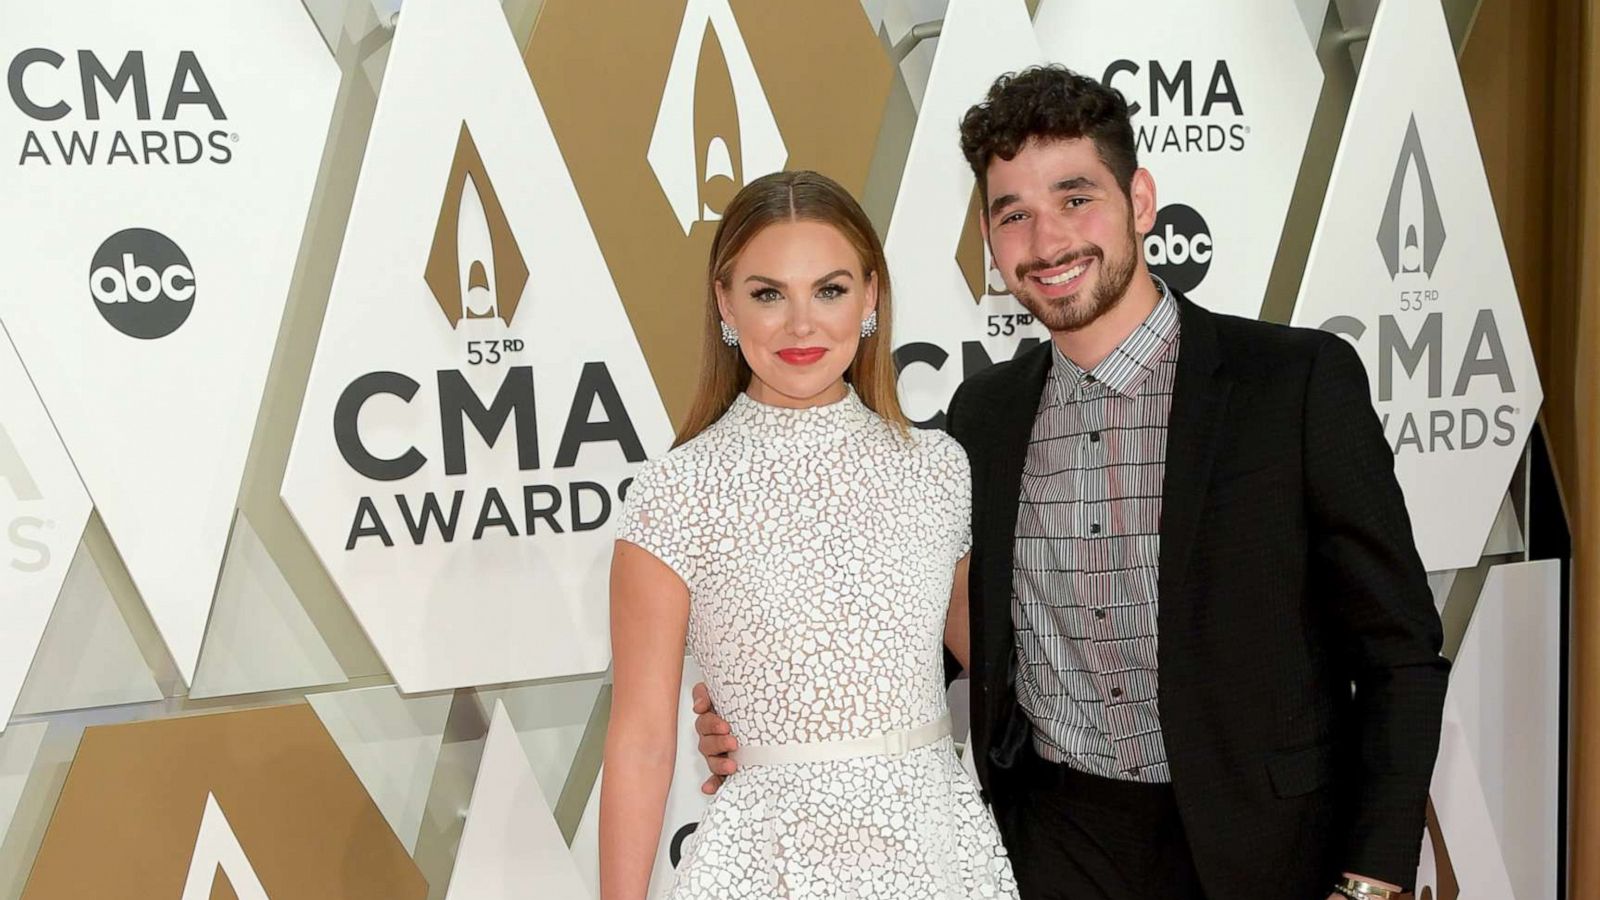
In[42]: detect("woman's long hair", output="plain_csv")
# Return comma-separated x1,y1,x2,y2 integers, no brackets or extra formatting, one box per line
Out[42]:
674,170,907,447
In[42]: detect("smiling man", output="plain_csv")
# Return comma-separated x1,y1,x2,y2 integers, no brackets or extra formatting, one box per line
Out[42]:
694,66,1448,900
945,66,1447,900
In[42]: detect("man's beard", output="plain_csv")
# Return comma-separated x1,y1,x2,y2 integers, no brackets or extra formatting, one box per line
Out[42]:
1009,225,1139,333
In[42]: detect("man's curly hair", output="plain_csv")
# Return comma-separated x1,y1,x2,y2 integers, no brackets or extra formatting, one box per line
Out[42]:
959,65,1138,202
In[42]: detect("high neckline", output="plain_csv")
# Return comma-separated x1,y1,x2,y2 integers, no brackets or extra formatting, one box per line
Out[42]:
719,384,878,443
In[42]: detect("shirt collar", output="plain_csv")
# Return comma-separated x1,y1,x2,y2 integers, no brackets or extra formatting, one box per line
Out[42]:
1048,276,1180,400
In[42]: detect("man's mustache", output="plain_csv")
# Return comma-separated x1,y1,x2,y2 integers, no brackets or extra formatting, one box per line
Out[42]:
1015,246,1104,283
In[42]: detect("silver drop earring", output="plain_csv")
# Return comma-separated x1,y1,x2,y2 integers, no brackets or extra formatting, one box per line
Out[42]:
859,311,878,339
720,321,740,347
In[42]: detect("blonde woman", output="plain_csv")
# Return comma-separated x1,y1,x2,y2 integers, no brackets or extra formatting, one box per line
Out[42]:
599,170,1017,899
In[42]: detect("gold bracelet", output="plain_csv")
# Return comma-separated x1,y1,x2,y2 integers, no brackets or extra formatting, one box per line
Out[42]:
1336,878,1399,899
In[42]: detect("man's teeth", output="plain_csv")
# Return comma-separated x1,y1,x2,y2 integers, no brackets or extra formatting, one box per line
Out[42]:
1039,262,1089,285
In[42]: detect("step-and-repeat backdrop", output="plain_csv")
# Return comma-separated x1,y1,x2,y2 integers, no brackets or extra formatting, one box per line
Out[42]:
0,0,1559,897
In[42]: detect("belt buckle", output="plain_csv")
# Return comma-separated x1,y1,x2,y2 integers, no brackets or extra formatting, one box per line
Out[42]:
885,730,910,759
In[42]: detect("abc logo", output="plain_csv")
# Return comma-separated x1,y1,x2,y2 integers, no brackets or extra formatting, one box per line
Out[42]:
1143,204,1212,293
89,228,195,339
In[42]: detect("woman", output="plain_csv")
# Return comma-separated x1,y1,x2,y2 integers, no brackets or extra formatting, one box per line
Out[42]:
600,170,1017,899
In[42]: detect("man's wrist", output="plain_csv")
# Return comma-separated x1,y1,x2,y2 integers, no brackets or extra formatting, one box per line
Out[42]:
1333,874,1403,899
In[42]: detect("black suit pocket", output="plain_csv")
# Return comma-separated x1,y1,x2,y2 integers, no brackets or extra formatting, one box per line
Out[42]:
1209,458,1276,491
1266,741,1336,797
1204,457,1294,522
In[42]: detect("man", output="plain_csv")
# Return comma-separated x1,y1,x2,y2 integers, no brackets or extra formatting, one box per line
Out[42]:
695,66,1447,900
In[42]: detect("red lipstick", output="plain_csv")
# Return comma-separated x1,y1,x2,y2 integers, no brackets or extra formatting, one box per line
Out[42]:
777,347,827,365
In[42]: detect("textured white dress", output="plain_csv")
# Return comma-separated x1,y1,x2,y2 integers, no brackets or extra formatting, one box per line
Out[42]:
616,387,1018,899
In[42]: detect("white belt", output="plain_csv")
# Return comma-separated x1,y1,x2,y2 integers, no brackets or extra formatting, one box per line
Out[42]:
731,714,952,767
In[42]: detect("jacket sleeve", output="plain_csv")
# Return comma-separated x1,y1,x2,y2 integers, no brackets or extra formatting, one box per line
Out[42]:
1302,334,1450,888
942,379,972,689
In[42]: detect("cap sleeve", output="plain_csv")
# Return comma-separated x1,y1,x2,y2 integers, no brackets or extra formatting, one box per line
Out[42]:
925,432,973,560
614,459,694,587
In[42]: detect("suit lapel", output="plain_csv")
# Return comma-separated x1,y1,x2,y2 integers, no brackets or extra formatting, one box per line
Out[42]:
977,342,1052,682
1158,295,1231,629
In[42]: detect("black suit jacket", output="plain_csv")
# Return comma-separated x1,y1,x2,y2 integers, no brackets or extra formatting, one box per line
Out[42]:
947,293,1448,894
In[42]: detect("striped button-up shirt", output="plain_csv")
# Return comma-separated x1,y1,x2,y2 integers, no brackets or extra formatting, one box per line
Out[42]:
1012,279,1180,783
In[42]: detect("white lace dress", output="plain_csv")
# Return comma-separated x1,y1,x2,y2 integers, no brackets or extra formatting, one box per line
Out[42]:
616,387,1018,899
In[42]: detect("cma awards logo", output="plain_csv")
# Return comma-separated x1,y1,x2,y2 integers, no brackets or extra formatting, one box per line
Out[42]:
1320,115,1518,456
1101,59,1247,154
423,124,527,328
334,122,646,551
179,794,269,900
0,422,51,573
7,49,235,166
22,705,427,897
646,0,787,234
1378,116,1446,279
88,228,196,339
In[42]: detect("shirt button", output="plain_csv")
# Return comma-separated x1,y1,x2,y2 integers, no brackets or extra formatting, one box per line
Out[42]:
1094,609,1106,620
1128,766,1142,777
1110,686,1124,699
1090,523,1101,534
1089,431,1101,443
